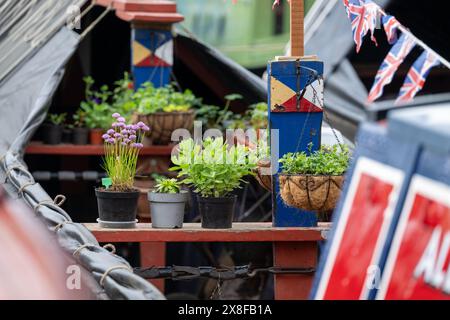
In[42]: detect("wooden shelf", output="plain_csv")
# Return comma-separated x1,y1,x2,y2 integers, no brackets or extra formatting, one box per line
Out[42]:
85,222,331,243
25,142,173,156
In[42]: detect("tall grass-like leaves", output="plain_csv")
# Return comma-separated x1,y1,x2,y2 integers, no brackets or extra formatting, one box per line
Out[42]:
171,137,257,198
102,113,150,191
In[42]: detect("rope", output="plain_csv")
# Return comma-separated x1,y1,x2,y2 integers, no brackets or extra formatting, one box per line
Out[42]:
79,4,112,40
72,243,96,257
102,244,116,254
18,182,35,194
100,265,133,287
54,221,74,232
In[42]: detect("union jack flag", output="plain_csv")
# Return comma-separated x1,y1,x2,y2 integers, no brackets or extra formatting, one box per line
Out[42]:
345,0,368,53
382,15,401,44
344,0,379,52
365,0,380,47
368,33,416,103
396,51,440,104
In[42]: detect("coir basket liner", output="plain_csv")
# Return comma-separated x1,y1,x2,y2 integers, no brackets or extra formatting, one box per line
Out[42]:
279,174,344,212
136,111,195,145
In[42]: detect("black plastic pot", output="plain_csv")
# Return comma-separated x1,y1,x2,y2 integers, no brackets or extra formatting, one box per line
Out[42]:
72,127,89,145
197,195,237,229
42,123,63,145
62,127,73,143
95,188,140,228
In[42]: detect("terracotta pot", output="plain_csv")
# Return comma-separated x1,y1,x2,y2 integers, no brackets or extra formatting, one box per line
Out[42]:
279,174,345,212
136,111,195,145
90,129,104,145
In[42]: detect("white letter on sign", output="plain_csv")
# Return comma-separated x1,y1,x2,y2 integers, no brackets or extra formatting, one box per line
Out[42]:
430,231,450,288
413,227,441,284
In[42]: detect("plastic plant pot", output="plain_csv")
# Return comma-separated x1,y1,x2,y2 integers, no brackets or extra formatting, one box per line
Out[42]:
62,127,73,144
148,190,189,229
72,127,89,145
95,188,139,229
42,124,63,145
197,194,237,229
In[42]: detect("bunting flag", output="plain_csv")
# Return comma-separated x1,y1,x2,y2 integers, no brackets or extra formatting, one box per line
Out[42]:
346,0,369,53
365,0,379,47
367,34,416,103
382,15,401,44
344,0,380,52
396,51,440,104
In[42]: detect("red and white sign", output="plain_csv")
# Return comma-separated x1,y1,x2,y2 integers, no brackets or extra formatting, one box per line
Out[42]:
315,157,405,300
377,175,450,300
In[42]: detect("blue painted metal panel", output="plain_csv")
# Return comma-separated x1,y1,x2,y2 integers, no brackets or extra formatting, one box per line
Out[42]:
268,59,324,227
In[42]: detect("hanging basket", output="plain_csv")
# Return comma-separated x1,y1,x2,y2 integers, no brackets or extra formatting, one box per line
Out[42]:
136,111,195,145
279,174,344,212
255,160,272,191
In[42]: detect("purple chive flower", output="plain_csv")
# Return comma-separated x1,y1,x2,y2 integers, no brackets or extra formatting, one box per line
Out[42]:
123,138,131,144
121,129,128,135
107,138,115,144
131,124,139,131
107,129,115,135
121,142,128,146
112,113,121,118
117,117,126,123
137,121,146,129
126,125,133,130
102,134,110,140
112,122,118,128
117,122,125,128
132,142,143,149
142,125,150,132
129,135,137,141
114,133,122,138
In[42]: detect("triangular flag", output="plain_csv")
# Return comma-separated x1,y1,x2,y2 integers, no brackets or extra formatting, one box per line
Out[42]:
396,51,440,104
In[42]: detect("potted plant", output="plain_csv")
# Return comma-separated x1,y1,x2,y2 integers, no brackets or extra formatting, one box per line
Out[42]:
135,83,198,145
71,109,89,145
278,143,350,212
95,113,150,228
80,76,114,145
171,137,256,229
42,113,67,145
148,177,188,229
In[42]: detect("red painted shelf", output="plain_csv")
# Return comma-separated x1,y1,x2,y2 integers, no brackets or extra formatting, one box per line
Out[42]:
25,142,173,156
85,222,331,243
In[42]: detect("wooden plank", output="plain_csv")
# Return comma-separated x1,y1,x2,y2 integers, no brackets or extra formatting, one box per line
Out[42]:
273,241,317,300
290,0,304,57
140,242,166,292
85,222,330,243
25,143,173,156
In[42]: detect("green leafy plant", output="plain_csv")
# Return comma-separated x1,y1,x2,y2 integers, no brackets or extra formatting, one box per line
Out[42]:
80,76,114,130
135,83,199,115
279,143,350,176
47,113,67,125
154,177,181,194
247,102,268,129
171,137,257,198
72,109,86,128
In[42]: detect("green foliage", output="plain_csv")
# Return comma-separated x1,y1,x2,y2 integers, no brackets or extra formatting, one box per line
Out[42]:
247,102,268,129
279,143,350,176
171,137,257,198
154,177,181,194
135,83,199,115
80,76,114,130
72,109,86,127
47,113,67,125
